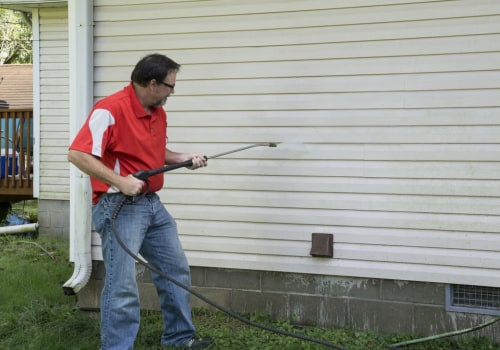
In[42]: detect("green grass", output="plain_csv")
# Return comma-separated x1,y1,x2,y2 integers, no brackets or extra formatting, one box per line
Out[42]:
0,236,499,350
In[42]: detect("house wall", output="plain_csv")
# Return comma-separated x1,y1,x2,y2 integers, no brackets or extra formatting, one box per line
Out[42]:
36,6,71,237
87,0,500,288
33,0,500,340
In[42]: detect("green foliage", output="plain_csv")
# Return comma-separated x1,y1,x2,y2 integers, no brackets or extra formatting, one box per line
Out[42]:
0,237,499,350
0,8,32,64
11,199,38,223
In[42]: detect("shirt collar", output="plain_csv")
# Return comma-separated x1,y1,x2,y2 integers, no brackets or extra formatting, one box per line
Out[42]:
126,82,158,119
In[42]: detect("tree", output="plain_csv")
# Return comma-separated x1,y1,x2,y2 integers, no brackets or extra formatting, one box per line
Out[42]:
0,9,32,64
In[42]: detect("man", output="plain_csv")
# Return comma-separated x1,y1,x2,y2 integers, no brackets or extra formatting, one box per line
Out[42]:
68,53,213,350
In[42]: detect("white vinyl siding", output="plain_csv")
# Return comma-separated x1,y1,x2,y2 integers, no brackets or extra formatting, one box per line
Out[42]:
38,6,70,200
91,0,500,287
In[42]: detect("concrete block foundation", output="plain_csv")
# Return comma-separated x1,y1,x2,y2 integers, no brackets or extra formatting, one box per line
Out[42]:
38,199,70,239
77,263,500,342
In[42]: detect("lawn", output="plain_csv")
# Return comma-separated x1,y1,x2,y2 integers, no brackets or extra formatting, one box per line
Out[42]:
0,236,499,350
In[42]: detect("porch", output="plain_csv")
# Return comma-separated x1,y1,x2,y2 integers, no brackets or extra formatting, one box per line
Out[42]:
0,109,34,202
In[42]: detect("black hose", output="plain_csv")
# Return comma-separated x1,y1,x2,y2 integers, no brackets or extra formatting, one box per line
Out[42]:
111,195,349,350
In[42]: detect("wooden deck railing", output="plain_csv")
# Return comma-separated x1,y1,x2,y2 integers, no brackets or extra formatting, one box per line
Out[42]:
0,109,34,201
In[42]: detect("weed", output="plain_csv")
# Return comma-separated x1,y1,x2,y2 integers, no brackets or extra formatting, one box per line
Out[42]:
0,237,499,350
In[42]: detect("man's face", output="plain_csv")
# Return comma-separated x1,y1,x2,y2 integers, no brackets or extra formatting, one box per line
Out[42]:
151,70,177,107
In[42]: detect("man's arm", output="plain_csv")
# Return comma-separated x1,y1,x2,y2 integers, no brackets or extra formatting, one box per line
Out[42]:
165,148,207,169
68,149,144,196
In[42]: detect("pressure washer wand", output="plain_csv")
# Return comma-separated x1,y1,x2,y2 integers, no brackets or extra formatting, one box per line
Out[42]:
133,142,278,181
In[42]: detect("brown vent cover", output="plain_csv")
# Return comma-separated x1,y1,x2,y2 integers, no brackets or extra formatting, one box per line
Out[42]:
310,233,333,258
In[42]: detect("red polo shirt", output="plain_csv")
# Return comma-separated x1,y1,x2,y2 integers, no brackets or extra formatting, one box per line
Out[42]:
69,82,167,204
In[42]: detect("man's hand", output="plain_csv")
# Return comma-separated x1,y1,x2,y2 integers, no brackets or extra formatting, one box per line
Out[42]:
119,174,145,196
165,149,208,170
187,154,208,170
69,149,146,196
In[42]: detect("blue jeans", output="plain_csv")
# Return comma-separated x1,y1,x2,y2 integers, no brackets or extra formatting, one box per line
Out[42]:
92,193,195,350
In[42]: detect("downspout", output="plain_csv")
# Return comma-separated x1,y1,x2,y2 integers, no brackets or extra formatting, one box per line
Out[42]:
62,0,94,295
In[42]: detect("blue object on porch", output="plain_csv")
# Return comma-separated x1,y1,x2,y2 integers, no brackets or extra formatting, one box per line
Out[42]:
0,152,18,178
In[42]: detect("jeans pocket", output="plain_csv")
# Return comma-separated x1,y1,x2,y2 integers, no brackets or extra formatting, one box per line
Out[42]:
93,194,127,235
92,195,112,234
92,203,104,234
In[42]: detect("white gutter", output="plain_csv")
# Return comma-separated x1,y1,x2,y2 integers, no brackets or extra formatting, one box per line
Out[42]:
0,0,66,12
0,1,66,5
62,0,94,295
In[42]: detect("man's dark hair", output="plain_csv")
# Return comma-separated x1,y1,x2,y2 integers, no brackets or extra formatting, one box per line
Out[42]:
131,53,180,86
